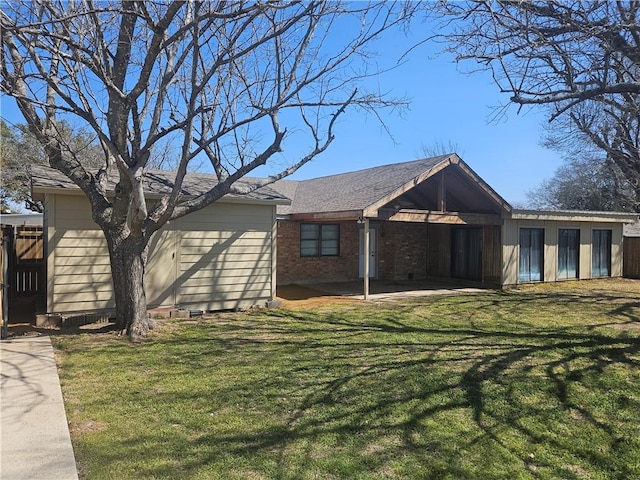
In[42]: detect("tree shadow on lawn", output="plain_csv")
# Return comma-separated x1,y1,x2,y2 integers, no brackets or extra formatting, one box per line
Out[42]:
161,293,639,477
77,291,640,478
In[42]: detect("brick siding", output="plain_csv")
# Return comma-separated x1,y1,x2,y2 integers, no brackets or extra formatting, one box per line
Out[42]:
277,220,432,284
377,222,429,281
277,220,360,284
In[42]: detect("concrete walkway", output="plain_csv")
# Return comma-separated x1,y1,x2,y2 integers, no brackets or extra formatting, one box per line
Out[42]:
1,335,78,480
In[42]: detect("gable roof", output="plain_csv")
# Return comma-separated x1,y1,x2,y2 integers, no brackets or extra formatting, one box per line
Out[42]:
274,153,512,218
31,165,290,205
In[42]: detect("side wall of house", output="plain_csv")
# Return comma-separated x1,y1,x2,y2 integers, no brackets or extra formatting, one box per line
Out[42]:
502,218,624,285
176,202,275,310
277,220,501,285
277,220,360,284
377,222,429,281
277,220,434,284
45,194,276,314
45,194,114,313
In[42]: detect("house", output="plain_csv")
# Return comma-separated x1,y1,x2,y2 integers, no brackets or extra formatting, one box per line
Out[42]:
29,154,638,318
31,166,289,316
274,154,638,293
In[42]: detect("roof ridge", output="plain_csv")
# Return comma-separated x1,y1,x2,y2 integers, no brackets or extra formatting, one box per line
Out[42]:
296,154,453,184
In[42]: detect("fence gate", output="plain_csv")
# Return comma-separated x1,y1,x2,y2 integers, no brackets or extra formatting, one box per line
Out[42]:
2,225,46,328
623,237,640,279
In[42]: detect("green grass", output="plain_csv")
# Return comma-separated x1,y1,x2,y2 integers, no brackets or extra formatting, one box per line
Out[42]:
53,279,640,479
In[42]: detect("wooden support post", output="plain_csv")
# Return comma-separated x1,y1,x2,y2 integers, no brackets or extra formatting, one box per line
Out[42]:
438,172,446,212
363,217,370,300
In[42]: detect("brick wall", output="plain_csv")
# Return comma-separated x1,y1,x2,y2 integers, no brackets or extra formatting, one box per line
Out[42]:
378,222,429,281
278,219,503,285
277,220,360,284
277,220,431,284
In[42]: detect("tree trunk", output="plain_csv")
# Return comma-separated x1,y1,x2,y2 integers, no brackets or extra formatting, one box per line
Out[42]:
106,233,151,341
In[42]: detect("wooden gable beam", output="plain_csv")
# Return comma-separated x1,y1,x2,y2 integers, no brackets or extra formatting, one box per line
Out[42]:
382,209,503,226
363,154,512,219
453,158,512,214
362,156,452,217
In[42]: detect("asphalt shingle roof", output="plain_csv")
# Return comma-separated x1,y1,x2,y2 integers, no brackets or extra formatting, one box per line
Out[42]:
31,165,289,204
273,155,450,215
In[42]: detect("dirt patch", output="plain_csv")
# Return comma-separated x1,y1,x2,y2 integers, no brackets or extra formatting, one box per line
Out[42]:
69,420,108,438
276,284,361,309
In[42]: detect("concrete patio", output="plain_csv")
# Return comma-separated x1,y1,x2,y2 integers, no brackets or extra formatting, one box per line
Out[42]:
277,279,490,305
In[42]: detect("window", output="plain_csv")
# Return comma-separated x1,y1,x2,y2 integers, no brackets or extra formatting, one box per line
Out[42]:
592,229,612,277
300,223,339,257
558,229,579,279
519,228,544,282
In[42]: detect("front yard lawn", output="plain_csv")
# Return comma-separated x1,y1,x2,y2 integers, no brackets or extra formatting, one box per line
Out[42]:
53,279,640,479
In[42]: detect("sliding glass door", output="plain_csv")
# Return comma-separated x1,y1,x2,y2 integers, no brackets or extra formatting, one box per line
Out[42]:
592,230,612,277
519,228,544,282
451,227,483,281
558,229,579,279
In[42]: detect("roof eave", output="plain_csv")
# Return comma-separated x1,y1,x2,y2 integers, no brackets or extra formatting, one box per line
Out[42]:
510,209,639,223
32,186,291,206
288,210,363,221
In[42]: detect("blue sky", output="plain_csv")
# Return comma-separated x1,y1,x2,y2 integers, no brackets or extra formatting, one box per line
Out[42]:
1,15,564,209
271,26,564,208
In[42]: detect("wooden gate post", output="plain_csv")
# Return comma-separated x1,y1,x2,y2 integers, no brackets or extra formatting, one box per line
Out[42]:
1,227,11,339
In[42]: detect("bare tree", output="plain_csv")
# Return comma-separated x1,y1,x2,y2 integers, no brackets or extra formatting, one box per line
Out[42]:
435,0,640,211
1,1,417,339
527,156,636,212
416,139,462,158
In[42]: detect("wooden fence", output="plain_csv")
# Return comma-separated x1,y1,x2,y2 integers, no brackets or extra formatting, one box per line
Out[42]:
623,237,640,279
12,226,45,297
0,225,45,328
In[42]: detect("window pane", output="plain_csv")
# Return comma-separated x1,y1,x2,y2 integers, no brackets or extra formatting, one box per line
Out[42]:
558,229,579,279
592,230,611,277
530,229,543,281
301,224,319,240
321,241,339,255
321,225,339,239
320,224,339,256
519,228,544,282
300,224,319,257
300,242,318,256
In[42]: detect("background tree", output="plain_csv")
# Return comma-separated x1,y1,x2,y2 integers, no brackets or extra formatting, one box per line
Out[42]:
1,120,106,212
436,0,640,212
527,117,638,211
0,119,181,212
1,1,416,339
416,139,463,158
526,156,635,211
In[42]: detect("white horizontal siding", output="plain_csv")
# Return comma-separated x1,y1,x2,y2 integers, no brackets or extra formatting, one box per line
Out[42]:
176,202,274,309
46,194,275,314
47,197,114,312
